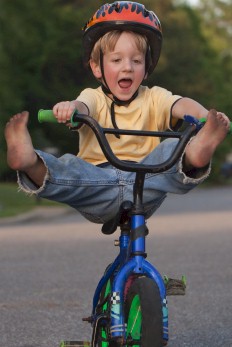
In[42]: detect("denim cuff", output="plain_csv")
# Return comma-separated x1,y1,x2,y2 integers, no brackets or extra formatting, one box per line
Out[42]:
17,151,49,195
178,138,211,185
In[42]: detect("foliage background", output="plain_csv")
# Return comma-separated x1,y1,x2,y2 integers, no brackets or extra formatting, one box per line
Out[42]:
0,0,231,183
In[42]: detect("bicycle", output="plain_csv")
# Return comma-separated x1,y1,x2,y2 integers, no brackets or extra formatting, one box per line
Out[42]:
38,110,218,347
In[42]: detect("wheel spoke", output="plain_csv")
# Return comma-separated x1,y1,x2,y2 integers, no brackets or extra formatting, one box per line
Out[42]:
128,303,141,336
127,295,141,346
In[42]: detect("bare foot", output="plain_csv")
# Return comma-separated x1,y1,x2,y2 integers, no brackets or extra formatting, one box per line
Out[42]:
185,109,230,169
5,111,37,170
5,111,46,186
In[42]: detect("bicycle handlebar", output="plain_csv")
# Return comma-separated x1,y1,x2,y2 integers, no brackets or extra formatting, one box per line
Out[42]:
38,109,199,174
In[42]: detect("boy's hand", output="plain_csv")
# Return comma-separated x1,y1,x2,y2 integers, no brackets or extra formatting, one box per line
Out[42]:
53,101,77,123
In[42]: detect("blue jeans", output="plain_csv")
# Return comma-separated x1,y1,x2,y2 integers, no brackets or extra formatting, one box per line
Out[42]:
18,139,210,223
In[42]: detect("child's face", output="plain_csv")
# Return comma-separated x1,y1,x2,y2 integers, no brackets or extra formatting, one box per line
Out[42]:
91,32,146,102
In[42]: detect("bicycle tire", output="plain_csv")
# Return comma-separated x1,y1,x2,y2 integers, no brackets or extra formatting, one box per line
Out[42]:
125,276,163,347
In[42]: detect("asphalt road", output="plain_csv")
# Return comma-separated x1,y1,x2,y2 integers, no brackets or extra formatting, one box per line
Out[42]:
0,187,232,347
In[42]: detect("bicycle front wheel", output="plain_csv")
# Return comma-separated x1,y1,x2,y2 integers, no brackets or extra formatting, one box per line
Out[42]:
125,276,163,347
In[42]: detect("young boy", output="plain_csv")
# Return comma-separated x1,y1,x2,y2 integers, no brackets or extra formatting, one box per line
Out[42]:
4,1,230,224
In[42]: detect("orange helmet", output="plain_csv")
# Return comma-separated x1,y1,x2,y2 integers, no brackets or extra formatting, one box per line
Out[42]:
83,1,162,75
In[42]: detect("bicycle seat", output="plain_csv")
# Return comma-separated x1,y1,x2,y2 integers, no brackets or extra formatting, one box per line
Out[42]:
101,200,133,235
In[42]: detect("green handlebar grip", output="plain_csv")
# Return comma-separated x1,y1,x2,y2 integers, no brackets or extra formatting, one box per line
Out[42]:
199,117,206,123
38,109,57,123
38,109,79,127
70,110,79,127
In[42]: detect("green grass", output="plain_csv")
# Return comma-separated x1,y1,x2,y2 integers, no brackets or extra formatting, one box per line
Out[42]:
0,183,60,218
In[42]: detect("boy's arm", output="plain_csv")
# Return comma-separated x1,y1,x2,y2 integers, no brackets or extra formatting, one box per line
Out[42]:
171,97,208,120
172,97,230,130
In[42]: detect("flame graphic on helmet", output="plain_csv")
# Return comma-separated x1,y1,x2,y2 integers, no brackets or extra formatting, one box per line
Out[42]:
83,2,161,33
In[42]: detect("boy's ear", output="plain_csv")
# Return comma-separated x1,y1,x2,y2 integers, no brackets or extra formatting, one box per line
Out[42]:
90,59,102,79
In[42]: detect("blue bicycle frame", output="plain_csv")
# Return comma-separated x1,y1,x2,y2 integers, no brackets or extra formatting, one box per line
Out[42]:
91,172,168,344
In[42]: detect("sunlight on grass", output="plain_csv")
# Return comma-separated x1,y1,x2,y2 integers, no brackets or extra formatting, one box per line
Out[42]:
0,183,60,218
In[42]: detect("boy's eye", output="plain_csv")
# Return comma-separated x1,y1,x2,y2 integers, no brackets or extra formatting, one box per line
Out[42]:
134,57,143,64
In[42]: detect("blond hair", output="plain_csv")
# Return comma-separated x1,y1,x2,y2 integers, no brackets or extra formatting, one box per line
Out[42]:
90,30,148,65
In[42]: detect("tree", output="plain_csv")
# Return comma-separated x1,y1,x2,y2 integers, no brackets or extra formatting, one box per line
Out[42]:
193,0,232,181
0,0,97,179
147,0,232,182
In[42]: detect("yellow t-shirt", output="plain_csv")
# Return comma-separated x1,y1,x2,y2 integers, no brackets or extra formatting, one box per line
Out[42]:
76,85,181,165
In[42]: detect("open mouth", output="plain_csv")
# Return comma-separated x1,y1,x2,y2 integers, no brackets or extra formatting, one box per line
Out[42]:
118,78,133,89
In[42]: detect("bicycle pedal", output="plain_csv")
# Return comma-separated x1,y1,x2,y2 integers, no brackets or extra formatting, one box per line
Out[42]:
60,341,90,347
82,316,92,323
164,275,186,296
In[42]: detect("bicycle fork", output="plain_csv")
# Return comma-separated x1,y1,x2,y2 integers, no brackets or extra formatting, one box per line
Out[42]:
110,213,168,344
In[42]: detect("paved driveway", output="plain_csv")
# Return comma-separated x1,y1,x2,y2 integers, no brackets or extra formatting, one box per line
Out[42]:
0,187,232,347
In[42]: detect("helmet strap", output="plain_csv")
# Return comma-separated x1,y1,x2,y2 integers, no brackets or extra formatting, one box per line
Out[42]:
145,46,152,76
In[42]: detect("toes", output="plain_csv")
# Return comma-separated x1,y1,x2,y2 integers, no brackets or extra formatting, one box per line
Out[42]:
10,111,29,123
208,109,217,117
216,112,230,128
5,111,29,132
